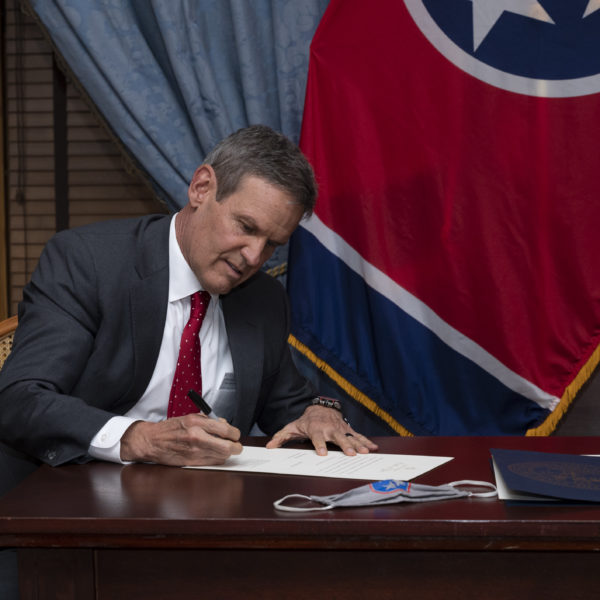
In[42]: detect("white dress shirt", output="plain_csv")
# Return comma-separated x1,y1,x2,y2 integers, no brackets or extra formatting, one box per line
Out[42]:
88,213,233,463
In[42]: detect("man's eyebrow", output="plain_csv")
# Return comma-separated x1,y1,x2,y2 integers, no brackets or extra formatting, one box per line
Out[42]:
236,214,257,228
237,214,286,246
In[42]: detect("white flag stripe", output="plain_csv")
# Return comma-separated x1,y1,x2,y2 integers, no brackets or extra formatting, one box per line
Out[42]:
300,215,559,411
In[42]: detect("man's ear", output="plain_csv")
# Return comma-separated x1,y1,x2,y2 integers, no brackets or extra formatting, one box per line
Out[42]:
188,164,217,207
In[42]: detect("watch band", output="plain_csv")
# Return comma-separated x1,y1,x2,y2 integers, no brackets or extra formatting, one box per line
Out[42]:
310,396,342,411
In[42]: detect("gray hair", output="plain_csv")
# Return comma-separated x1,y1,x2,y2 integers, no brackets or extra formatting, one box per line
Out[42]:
203,124,317,216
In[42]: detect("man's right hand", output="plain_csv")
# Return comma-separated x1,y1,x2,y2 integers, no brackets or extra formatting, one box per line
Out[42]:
120,415,243,466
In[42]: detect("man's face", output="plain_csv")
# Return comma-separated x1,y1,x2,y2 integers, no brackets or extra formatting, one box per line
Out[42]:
177,166,304,295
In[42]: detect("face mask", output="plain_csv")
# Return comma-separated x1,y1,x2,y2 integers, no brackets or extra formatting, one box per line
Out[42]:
273,479,497,512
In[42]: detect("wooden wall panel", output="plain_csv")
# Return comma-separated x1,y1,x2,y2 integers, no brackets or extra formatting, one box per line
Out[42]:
3,0,168,317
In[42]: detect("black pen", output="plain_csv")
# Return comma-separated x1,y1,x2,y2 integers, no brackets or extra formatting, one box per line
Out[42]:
187,389,219,420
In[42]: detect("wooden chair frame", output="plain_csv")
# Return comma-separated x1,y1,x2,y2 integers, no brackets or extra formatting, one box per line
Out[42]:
0,315,18,370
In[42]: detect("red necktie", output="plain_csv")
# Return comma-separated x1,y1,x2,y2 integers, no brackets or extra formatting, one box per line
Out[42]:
167,291,211,418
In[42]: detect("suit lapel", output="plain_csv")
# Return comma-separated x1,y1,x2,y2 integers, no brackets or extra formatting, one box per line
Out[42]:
126,216,171,405
222,293,263,431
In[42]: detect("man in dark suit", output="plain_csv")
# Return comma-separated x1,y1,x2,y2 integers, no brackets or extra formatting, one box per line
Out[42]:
0,125,377,471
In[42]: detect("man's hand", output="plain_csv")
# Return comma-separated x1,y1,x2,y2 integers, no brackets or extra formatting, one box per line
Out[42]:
120,414,243,466
266,405,379,456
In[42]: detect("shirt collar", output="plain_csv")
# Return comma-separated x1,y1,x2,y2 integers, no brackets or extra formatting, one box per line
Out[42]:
168,212,204,303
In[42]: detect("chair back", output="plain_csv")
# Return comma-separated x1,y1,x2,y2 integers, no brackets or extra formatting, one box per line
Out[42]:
0,316,18,370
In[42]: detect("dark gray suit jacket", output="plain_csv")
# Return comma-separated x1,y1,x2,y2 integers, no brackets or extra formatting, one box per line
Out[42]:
0,215,314,466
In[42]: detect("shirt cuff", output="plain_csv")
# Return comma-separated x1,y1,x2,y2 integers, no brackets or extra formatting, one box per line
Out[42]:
88,416,138,464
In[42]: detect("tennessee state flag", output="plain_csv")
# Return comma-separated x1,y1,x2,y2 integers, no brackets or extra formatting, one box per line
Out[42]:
287,0,600,435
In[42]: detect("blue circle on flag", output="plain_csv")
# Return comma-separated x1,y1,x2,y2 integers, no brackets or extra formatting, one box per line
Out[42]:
405,0,600,96
422,0,600,80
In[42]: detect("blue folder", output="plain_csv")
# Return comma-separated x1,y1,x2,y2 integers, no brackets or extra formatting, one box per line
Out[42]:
490,448,600,502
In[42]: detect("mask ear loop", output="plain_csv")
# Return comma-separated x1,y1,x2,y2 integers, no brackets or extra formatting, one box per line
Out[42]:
273,494,335,512
447,480,498,498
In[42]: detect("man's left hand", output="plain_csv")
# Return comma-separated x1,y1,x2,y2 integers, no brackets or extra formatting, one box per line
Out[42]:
266,405,379,456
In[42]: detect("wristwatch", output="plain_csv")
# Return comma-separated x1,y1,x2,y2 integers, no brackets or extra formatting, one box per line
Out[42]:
311,396,342,411
310,396,350,425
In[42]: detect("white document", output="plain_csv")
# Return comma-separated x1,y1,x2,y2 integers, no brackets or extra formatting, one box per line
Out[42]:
186,446,453,481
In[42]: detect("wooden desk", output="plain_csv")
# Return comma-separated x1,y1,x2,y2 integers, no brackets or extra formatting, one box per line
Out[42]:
2,436,600,599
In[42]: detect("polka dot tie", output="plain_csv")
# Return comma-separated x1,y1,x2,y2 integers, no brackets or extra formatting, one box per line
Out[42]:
167,291,211,418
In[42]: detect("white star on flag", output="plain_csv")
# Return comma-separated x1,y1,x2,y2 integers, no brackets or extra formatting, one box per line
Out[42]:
469,0,555,51
584,0,600,17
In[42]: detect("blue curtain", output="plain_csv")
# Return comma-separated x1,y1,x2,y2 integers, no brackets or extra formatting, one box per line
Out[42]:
27,0,329,211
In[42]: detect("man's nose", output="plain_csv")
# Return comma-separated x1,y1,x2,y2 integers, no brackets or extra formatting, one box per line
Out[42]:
241,238,267,267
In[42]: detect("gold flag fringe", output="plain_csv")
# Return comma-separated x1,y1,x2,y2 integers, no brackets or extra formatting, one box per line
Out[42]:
526,341,600,436
288,334,413,436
